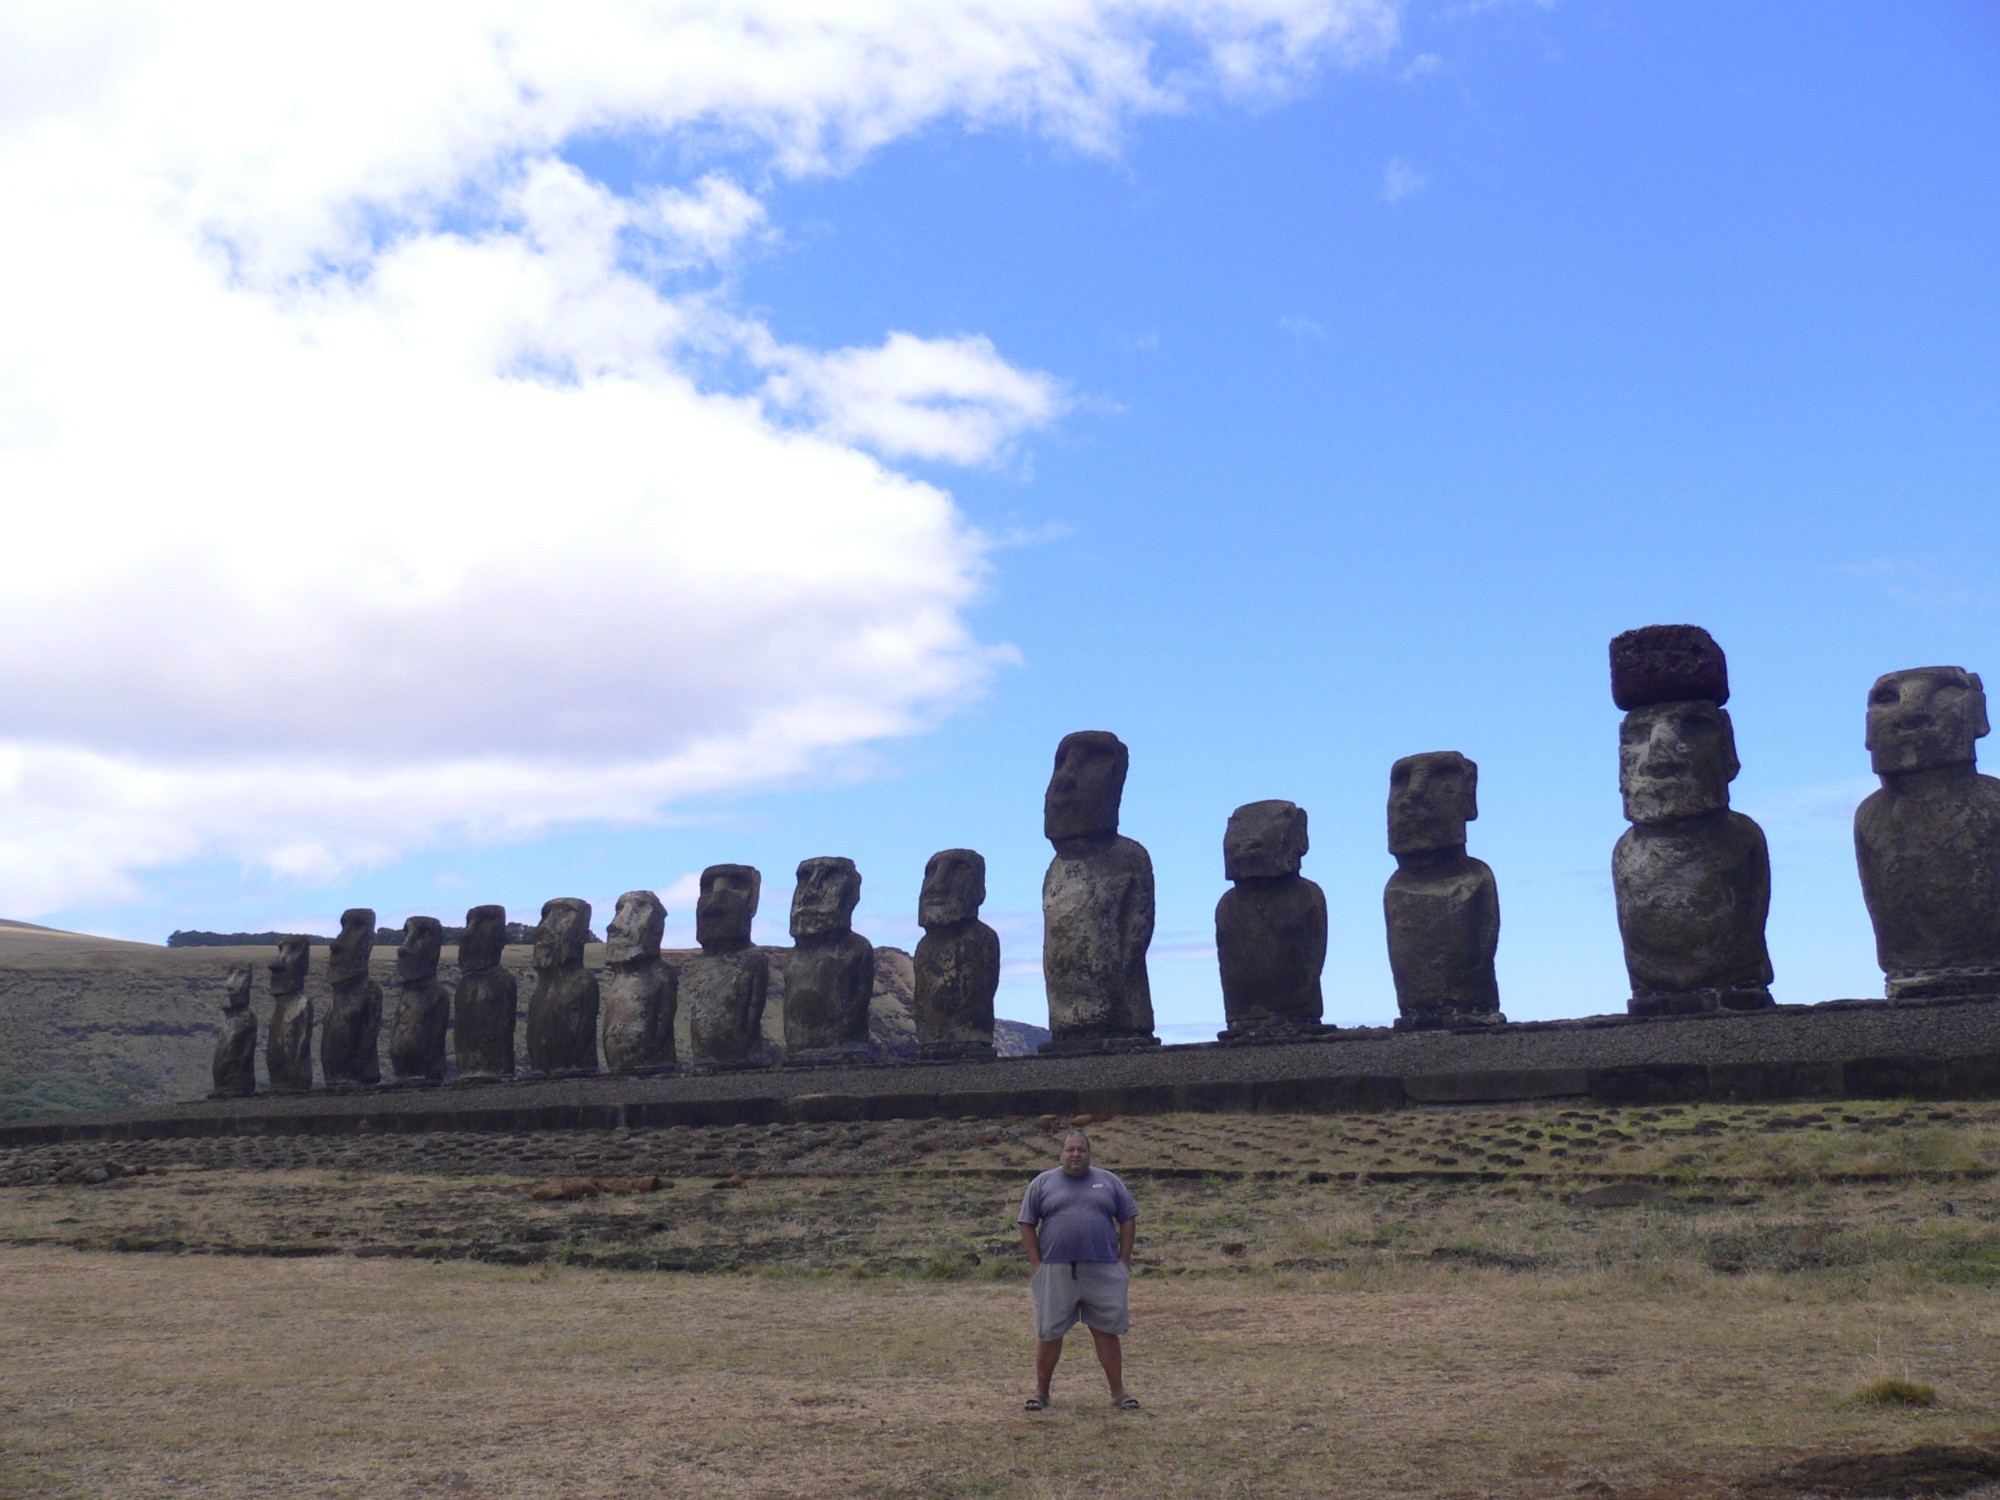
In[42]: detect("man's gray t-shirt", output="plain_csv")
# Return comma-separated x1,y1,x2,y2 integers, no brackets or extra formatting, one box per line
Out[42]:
1018,1167,1139,1263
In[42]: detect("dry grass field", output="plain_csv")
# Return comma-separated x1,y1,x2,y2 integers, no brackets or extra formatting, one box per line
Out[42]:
5,1100,2000,1497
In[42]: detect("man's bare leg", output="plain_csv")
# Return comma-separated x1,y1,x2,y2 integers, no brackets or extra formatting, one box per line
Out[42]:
1035,1337,1063,1403
1088,1327,1128,1403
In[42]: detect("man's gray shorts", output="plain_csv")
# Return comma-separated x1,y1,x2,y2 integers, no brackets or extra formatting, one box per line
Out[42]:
1031,1259,1131,1341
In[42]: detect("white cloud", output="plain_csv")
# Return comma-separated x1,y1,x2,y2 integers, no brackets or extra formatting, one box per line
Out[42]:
0,1,1399,915
761,332,1069,465
1382,155,1427,201
638,174,770,268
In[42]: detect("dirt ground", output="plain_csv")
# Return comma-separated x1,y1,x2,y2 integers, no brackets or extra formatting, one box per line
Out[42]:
5,1101,2000,1498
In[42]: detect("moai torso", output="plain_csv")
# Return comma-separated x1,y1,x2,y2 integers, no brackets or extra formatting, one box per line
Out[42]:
1215,801,1327,1038
686,950,770,1065
265,936,314,1092
685,864,770,1068
1382,754,1501,1027
785,857,874,1060
1609,627,1773,1016
1385,855,1500,1019
1044,836,1155,1038
601,890,677,1072
1854,667,2000,997
1040,731,1157,1049
321,908,383,1088
210,963,258,1097
526,897,599,1075
913,849,1000,1058
388,916,451,1084
1613,811,1771,1000
453,905,518,1079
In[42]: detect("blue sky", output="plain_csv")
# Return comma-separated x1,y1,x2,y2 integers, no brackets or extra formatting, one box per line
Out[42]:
2,2,1995,1037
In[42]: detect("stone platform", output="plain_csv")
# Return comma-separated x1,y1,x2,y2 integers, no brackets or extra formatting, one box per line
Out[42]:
6,995,2000,1145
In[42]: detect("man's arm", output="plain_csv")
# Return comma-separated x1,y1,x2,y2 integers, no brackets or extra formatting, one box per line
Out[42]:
1020,1222,1042,1271
1118,1215,1135,1268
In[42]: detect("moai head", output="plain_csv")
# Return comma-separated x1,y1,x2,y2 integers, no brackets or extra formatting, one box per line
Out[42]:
1611,624,1738,825
920,849,987,928
1867,666,1989,775
223,962,252,1011
326,907,377,985
268,934,310,996
1044,730,1129,844
397,916,442,984
1619,703,1738,823
1388,754,1478,856
459,904,507,974
534,897,591,971
605,889,667,964
696,864,760,951
1225,800,1309,880
791,857,862,941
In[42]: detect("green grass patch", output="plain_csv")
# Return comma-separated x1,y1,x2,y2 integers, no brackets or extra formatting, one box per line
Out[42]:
1852,1376,1936,1406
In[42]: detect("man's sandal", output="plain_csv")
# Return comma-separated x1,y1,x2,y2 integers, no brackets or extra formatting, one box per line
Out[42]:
1113,1396,1141,1410
1024,1395,1049,1411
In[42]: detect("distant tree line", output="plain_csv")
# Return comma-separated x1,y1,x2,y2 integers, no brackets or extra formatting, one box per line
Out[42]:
165,921,584,949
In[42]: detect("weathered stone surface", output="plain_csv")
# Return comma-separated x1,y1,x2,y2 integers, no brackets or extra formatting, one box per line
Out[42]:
388,916,451,1084
264,935,313,1093
1611,629,1773,1016
602,890,676,1073
453,904,518,1080
785,857,874,1063
1042,731,1156,1051
1385,754,1502,1028
1216,801,1327,1040
321,908,383,1089
1610,624,1730,712
914,849,1000,1060
209,962,257,1097
526,898,600,1076
1855,666,2000,999
686,865,769,1068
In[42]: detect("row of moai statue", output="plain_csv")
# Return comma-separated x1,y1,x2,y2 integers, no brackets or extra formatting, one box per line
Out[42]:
213,628,2000,1091
1205,625,1999,1032
211,852,1003,1095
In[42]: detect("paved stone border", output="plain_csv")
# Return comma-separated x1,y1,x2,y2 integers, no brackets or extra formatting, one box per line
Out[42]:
7,995,2000,1144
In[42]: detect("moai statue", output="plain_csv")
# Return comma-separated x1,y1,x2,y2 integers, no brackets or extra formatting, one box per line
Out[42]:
320,908,383,1088
265,935,313,1093
1215,800,1329,1040
1384,754,1502,1029
784,857,875,1065
1041,730,1158,1052
526,897,599,1076
684,864,770,1068
914,848,1001,1060
387,916,451,1084
601,889,676,1072
453,904,518,1081
1610,625,1774,1016
208,962,258,1097
1855,666,2000,999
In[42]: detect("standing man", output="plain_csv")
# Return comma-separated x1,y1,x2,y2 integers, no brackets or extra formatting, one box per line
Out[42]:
1018,1130,1141,1411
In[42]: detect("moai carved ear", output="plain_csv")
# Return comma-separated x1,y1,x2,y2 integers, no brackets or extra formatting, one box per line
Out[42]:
1716,708,1742,784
